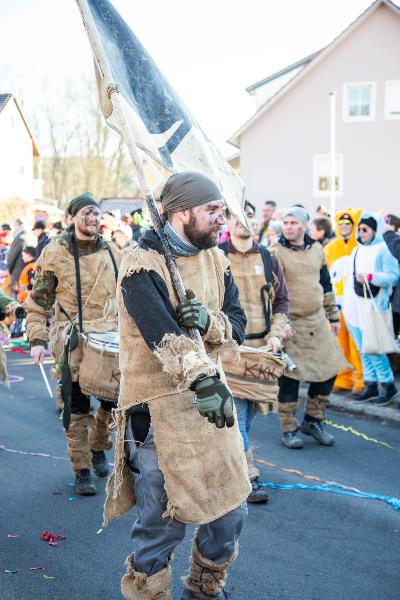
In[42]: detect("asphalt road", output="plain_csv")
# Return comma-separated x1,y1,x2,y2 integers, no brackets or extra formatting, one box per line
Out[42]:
1,353,400,600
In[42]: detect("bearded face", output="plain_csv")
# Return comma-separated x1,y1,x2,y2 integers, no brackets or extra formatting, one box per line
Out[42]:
182,202,226,249
73,206,101,239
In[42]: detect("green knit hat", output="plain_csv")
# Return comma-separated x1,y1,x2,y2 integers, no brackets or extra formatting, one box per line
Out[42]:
68,192,99,217
0,291,18,316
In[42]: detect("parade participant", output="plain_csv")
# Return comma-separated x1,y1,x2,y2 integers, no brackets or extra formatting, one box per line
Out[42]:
32,221,49,258
310,216,333,247
220,209,289,503
7,219,26,298
26,193,122,496
0,290,24,385
275,207,348,449
343,212,399,406
105,172,250,600
17,246,36,303
258,200,277,244
325,209,364,395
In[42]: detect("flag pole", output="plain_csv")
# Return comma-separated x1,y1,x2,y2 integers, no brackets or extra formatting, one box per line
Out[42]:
75,0,202,344
329,91,337,228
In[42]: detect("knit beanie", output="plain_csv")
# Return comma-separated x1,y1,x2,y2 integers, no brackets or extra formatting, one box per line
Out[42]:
359,216,377,232
68,192,99,217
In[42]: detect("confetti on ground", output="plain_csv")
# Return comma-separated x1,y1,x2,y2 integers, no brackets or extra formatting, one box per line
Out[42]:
40,531,66,547
255,458,362,492
325,419,400,452
7,534,20,538
44,575,55,580
69,496,81,502
52,492,66,496
260,481,400,510
4,570,18,574
96,528,103,535
30,567,48,571
0,444,69,462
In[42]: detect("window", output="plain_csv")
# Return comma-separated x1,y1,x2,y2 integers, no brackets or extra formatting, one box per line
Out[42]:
343,82,376,121
385,81,400,120
313,154,343,197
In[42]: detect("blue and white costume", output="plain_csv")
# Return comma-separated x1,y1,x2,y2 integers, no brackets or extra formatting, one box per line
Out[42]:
343,212,399,384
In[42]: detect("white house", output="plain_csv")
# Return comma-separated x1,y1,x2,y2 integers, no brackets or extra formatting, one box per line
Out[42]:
229,0,400,215
0,93,41,207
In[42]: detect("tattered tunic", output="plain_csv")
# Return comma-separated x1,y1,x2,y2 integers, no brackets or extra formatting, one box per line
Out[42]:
104,229,251,526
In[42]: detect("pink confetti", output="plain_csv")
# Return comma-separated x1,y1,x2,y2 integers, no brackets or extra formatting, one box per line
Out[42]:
40,531,66,547
30,567,48,571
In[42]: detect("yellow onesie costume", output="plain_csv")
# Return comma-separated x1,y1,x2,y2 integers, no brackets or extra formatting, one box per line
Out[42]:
325,208,364,393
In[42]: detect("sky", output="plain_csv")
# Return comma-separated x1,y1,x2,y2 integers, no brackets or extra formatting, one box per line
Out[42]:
0,0,380,156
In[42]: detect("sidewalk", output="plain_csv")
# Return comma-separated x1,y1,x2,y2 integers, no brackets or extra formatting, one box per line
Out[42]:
329,390,400,425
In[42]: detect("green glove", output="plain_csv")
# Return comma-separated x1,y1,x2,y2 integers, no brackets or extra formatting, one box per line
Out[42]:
191,375,235,429
176,297,210,335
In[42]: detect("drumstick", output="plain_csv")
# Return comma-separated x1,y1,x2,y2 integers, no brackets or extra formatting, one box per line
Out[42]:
39,363,53,398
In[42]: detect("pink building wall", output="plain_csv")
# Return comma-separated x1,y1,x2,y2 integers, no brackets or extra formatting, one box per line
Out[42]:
240,4,400,215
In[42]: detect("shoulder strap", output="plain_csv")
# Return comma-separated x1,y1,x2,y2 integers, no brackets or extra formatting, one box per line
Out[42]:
259,245,273,285
70,234,84,334
353,248,359,278
218,240,229,256
104,242,118,282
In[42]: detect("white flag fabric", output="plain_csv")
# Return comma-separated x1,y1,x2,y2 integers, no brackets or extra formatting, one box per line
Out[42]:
80,0,248,226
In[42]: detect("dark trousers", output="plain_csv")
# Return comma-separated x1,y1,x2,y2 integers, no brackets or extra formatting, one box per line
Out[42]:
278,375,336,404
70,382,114,415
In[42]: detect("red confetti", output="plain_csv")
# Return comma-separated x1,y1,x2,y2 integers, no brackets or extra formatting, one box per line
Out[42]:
40,531,66,547
9,347,29,355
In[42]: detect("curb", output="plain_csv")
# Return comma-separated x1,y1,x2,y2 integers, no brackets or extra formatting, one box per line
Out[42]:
329,392,400,425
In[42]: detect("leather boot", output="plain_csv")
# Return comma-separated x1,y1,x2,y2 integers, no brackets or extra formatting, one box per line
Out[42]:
91,450,109,478
282,430,303,449
278,401,299,437
75,469,97,496
89,406,113,452
66,413,94,473
182,537,236,600
353,382,379,403
121,554,172,600
300,418,334,446
374,382,398,406
247,478,269,504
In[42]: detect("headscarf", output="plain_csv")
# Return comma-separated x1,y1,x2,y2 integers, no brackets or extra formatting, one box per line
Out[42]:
68,192,99,217
160,172,222,215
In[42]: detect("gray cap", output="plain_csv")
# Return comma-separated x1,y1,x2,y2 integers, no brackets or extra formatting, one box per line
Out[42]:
283,206,310,223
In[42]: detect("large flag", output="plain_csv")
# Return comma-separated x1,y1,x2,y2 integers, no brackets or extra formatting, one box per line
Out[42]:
78,0,248,225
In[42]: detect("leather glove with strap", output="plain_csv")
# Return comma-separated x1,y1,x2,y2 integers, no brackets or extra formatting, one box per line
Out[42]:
190,374,235,429
176,290,210,335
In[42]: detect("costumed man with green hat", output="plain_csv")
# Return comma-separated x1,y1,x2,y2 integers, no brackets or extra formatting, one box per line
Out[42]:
106,172,250,600
26,193,122,495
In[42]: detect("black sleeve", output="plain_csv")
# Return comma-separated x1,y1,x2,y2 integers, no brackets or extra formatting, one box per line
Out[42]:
7,240,21,274
384,230,400,262
222,269,247,345
122,270,184,350
319,264,333,294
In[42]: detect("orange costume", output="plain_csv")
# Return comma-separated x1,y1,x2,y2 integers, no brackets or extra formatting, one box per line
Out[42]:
325,208,364,393
17,261,36,303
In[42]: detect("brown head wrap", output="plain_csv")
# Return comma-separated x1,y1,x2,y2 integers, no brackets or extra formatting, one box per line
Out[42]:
160,172,223,215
